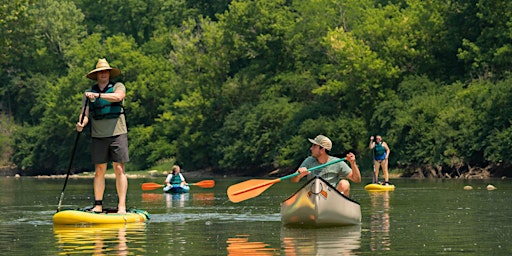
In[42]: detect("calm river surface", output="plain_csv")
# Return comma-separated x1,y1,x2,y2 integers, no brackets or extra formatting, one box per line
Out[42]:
0,176,511,255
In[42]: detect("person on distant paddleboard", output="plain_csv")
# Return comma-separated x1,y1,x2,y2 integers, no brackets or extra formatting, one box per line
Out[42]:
76,58,129,214
164,165,188,188
291,135,361,196
369,135,391,185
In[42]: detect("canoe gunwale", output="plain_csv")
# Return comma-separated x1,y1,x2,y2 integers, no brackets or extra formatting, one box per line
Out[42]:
281,176,361,206
281,176,361,226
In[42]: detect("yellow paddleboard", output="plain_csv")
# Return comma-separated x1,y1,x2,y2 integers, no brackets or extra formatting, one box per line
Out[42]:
364,183,395,192
53,209,150,225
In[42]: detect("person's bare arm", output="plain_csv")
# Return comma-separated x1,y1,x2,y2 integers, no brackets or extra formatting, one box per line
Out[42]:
291,167,309,182
345,153,361,183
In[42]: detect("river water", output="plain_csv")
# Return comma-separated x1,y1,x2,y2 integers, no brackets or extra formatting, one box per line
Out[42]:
0,176,510,255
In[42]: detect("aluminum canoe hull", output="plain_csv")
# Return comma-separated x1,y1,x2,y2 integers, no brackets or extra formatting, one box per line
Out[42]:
281,176,361,226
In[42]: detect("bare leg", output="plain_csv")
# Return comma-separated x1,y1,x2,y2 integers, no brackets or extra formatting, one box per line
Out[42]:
336,179,351,197
92,163,108,212
374,160,382,183
113,162,128,214
382,158,389,183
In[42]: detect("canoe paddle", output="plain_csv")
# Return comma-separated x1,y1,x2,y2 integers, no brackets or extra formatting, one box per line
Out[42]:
141,180,215,190
57,98,89,212
227,158,345,203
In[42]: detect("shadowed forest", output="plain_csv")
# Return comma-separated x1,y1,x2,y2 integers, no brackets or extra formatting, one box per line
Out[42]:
1,0,512,178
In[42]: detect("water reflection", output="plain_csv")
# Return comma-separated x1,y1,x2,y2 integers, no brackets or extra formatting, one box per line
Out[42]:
227,234,279,255
369,191,391,251
53,223,147,255
192,192,215,207
141,192,164,204
280,225,361,255
165,193,190,208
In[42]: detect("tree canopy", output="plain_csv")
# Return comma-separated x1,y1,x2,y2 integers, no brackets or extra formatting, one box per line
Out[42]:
2,0,512,177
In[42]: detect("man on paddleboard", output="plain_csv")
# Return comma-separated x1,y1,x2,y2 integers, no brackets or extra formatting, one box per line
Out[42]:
291,135,361,196
76,58,129,214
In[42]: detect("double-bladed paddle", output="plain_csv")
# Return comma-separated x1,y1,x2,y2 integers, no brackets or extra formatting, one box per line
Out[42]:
141,180,215,190
227,158,345,203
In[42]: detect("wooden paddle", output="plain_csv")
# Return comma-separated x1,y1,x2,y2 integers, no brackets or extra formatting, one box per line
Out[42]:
227,158,345,203
141,180,215,190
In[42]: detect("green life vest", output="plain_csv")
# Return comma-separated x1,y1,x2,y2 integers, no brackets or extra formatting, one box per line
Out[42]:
89,83,124,120
169,174,183,185
374,142,386,157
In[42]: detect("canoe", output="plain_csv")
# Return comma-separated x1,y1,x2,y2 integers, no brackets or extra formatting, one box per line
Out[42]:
281,176,361,227
364,183,395,192
163,185,190,194
53,208,150,225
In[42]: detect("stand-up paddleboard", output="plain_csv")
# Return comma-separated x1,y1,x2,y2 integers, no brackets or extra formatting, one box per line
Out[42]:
365,183,395,192
53,208,150,225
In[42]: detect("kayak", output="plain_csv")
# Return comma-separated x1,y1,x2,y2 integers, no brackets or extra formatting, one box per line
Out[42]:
281,176,361,227
163,185,190,194
365,183,395,192
53,208,150,225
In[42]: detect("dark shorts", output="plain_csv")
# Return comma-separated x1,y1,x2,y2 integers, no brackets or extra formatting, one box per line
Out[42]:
91,134,130,164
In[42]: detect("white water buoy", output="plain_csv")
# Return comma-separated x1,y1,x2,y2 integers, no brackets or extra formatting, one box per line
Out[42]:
463,185,473,190
486,184,497,190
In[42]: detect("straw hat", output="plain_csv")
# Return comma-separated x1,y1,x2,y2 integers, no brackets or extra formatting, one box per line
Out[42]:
86,58,121,80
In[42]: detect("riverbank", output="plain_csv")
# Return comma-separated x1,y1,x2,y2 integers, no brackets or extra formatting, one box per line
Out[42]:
2,164,506,179
4,168,224,180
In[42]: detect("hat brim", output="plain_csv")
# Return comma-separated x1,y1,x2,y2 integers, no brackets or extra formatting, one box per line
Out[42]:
308,138,332,151
86,67,121,80
308,138,319,146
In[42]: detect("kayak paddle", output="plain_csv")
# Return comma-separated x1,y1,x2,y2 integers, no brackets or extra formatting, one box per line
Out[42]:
57,98,89,212
227,158,345,203
141,180,215,190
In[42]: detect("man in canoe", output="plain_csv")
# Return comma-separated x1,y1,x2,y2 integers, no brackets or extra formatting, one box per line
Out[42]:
292,135,361,196
76,58,129,214
369,135,391,185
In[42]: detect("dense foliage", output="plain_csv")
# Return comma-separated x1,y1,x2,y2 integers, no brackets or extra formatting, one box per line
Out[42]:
1,0,512,177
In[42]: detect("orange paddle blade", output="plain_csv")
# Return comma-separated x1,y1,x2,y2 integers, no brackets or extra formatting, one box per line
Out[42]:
227,179,278,203
141,182,164,191
191,180,215,188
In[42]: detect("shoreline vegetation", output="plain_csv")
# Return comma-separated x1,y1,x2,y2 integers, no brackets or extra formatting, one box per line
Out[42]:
1,164,506,180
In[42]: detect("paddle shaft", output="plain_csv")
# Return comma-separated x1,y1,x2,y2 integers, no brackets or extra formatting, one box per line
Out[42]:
57,98,89,212
141,180,215,190
230,158,345,196
371,141,377,183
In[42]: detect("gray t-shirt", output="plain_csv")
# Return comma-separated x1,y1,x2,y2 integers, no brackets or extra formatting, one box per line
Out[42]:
300,156,352,187
83,82,127,138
